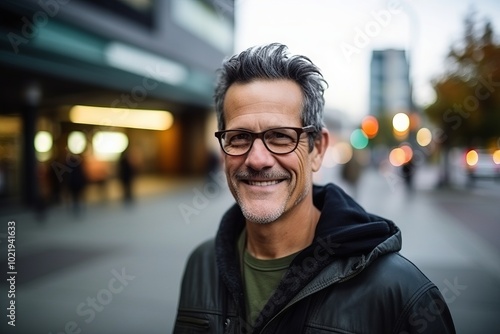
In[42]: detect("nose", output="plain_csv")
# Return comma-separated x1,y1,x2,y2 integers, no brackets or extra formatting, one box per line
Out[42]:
244,138,275,171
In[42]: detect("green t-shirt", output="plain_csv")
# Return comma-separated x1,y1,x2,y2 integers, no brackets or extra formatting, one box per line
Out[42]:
238,231,299,326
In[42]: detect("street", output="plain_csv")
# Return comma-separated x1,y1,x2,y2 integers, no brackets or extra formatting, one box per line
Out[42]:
0,164,499,334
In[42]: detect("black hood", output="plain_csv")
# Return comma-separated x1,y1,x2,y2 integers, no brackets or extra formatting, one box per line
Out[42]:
311,183,396,256
215,182,398,332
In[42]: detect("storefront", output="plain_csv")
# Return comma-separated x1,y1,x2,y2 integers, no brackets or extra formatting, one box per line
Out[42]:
0,0,234,208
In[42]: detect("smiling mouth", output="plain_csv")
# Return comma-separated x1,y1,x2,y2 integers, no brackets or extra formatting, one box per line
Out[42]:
246,180,283,186
236,171,289,186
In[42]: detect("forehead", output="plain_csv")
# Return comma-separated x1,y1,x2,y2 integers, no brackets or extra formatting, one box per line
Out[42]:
223,79,303,127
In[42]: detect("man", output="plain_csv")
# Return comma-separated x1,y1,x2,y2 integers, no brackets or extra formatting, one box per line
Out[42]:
173,43,455,333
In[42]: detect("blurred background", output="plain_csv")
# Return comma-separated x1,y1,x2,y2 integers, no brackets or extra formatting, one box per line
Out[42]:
0,0,499,333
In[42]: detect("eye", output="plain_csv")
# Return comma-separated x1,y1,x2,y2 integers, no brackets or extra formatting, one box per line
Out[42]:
226,131,251,147
265,129,295,145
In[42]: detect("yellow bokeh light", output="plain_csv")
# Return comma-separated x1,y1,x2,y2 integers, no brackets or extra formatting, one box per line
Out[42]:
416,128,432,147
68,131,87,154
34,131,53,153
70,105,174,131
92,131,129,160
465,150,479,167
493,150,500,164
392,113,410,132
333,142,353,165
321,142,353,168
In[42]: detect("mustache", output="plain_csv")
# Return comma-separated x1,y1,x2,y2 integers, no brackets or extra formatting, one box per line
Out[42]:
234,169,291,180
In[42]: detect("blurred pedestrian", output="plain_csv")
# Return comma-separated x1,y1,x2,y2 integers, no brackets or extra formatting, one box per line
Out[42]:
48,154,64,206
118,147,136,204
67,155,87,216
401,157,415,193
174,43,455,333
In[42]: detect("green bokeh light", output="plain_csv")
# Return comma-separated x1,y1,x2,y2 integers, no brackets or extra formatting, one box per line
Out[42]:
350,129,369,149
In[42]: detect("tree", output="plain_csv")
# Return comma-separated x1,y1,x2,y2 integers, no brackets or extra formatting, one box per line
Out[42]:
425,10,500,186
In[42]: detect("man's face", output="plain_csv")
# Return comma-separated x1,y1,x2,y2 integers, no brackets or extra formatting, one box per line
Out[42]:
222,79,324,224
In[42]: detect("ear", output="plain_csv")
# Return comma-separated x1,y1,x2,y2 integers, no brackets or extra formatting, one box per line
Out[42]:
311,128,330,172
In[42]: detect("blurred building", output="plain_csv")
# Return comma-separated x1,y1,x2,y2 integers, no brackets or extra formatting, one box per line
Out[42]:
369,49,413,117
0,0,234,208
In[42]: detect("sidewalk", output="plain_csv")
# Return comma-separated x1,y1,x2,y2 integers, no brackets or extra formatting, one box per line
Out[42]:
0,174,230,334
0,167,499,333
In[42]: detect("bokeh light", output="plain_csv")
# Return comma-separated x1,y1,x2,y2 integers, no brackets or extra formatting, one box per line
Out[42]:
416,128,432,147
361,115,379,139
68,131,87,154
493,150,500,164
400,144,413,163
93,131,129,160
34,131,53,153
350,129,369,149
389,147,406,167
466,150,479,167
392,113,410,132
333,142,353,165
322,142,354,168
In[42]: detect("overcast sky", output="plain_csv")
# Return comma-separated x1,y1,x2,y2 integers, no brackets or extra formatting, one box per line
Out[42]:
234,0,500,125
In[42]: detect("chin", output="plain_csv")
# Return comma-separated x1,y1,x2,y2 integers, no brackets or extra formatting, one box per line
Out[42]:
240,202,285,225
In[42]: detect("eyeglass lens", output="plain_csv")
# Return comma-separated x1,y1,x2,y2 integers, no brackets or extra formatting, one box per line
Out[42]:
222,128,300,155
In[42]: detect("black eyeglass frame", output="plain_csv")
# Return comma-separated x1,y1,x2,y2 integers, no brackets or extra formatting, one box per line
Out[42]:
214,125,316,156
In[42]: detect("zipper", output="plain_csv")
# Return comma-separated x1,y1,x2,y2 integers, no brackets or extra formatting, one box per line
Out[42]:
259,260,366,333
176,315,210,330
338,260,365,283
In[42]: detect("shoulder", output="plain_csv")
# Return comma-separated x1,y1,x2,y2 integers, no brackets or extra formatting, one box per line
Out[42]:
307,253,455,332
313,252,436,308
366,252,433,288
372,254,455,332
347,252,439,308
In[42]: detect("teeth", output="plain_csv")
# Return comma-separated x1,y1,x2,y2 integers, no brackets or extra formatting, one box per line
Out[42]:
248,180,280,186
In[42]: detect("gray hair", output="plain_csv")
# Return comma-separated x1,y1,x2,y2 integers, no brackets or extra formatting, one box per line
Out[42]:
213,43,327,150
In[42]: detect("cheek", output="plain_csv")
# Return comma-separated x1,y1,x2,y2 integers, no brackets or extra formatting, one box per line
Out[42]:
289,149,313,185
223,156,239,171
223,156,244,185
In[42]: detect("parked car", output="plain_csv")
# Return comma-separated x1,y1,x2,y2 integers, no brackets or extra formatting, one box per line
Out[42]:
465,149,500,180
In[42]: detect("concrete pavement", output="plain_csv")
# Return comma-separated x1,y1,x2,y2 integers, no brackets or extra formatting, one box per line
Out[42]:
0,166,499,333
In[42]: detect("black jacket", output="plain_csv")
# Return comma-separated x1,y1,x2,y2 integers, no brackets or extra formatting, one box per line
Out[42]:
174,183,456,333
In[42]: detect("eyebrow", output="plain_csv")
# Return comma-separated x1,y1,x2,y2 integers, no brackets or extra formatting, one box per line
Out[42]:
227,125,299,131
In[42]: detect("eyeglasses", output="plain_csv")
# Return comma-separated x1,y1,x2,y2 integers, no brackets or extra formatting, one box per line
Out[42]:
214,125,315,156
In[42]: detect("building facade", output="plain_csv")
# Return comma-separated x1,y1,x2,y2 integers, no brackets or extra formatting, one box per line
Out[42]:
369,49,413,117
0,0,234,208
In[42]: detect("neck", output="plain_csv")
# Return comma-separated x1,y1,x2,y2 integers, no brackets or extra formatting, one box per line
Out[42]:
245,199,320,260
